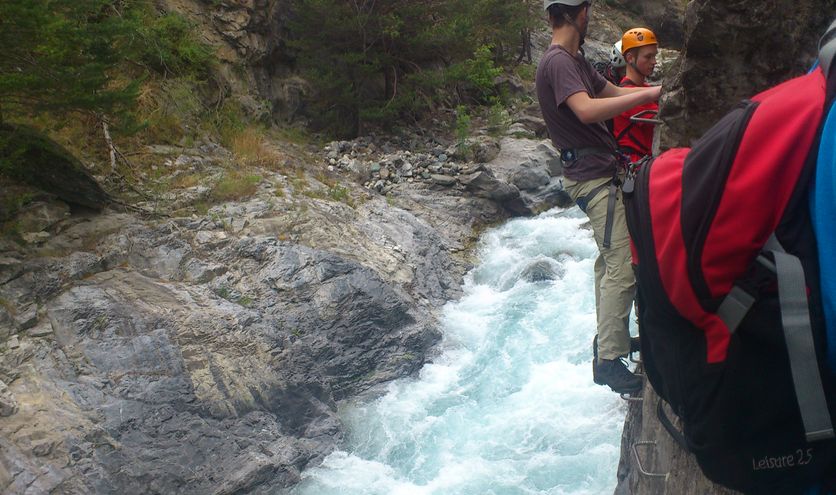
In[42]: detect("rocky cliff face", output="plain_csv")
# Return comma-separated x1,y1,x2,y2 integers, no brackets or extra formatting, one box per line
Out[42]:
614,378,742,495
659,0,833,148
0,205,451,493
158,0,304,123
617,2,834,494
0,131,566,493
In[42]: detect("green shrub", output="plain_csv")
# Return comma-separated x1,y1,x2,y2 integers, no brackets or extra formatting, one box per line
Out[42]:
454,105,472,154
125,9,215,78
210,171,262,202
0,0,141,124
486,101,511,135
447,45,503,104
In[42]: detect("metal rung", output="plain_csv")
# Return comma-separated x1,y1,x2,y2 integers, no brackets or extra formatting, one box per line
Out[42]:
633,441,670,479
630,117,663,124
629,109,662,125
620,392,643,402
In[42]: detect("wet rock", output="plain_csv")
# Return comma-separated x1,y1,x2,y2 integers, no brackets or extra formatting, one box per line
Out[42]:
448,136,501,163
27,321,53,338
0,180,466,494
21,232,51,244
512,115,548,138
478,138,568,214
494,74,527,97
14,305,38,331
603,0,686,49
183,259,226,284
520,259,562,282
0,309,13,341
616,375,740,495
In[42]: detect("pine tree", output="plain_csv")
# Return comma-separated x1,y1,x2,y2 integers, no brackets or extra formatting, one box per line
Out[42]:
288,0,535,137
0,0,140,124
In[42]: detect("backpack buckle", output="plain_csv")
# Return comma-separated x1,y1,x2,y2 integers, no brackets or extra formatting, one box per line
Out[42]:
716,256,778,334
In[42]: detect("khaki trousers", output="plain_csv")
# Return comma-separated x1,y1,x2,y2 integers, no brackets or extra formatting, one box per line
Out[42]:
564,175,635,360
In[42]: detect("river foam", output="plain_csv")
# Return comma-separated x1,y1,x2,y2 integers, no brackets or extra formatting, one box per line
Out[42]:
288,208,632,495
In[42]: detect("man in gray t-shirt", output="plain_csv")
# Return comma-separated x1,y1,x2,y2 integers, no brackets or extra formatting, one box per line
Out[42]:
536,43,617,182
537,0,661,395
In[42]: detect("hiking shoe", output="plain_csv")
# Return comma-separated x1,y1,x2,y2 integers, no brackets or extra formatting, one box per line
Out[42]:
592,335,641,385
594,358,643,394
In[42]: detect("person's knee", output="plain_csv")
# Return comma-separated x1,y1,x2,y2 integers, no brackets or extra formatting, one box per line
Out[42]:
602,245,633,273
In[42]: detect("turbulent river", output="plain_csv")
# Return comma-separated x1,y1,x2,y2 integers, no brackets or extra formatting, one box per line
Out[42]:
288,207,634,495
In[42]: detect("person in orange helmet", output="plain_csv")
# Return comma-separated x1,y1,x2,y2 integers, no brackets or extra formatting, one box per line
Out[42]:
612,28,660,162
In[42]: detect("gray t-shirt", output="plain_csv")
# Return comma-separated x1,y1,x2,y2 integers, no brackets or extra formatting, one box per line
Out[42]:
536,44,618,181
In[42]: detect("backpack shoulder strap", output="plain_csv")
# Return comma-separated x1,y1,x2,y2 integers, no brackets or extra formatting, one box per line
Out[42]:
767,236,836,442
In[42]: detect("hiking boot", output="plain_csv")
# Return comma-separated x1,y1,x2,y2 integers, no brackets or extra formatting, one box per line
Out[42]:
594,358,643,394
592,335,641,385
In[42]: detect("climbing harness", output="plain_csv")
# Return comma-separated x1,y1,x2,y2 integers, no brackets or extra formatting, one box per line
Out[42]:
564,147,630,248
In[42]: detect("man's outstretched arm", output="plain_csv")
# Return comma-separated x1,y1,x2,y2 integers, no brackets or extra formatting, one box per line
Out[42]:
566,85,661,124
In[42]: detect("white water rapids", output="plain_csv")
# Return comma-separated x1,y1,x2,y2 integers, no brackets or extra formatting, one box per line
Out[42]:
287,207,635,495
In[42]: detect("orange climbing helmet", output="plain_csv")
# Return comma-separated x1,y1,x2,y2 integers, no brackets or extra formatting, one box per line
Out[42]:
621,28,658,54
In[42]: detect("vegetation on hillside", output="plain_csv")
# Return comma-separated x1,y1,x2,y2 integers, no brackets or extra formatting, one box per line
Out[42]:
0,1,213,129
288,0,537,136
0,0,224,215
0,0,540,223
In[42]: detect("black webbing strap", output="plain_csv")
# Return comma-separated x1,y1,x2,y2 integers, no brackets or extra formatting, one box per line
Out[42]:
614,122,636,143
560,146,617,163
574,171,620,250
565,146,621,250
657,398,688,450
602,179,618,249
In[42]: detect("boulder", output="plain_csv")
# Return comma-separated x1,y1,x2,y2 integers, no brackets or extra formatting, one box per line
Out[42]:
510,167,550,192
519,258,563,283
459,170,520,202
0,124,110,210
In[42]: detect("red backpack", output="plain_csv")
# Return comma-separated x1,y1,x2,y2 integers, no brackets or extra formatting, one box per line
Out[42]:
624,65,836,493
